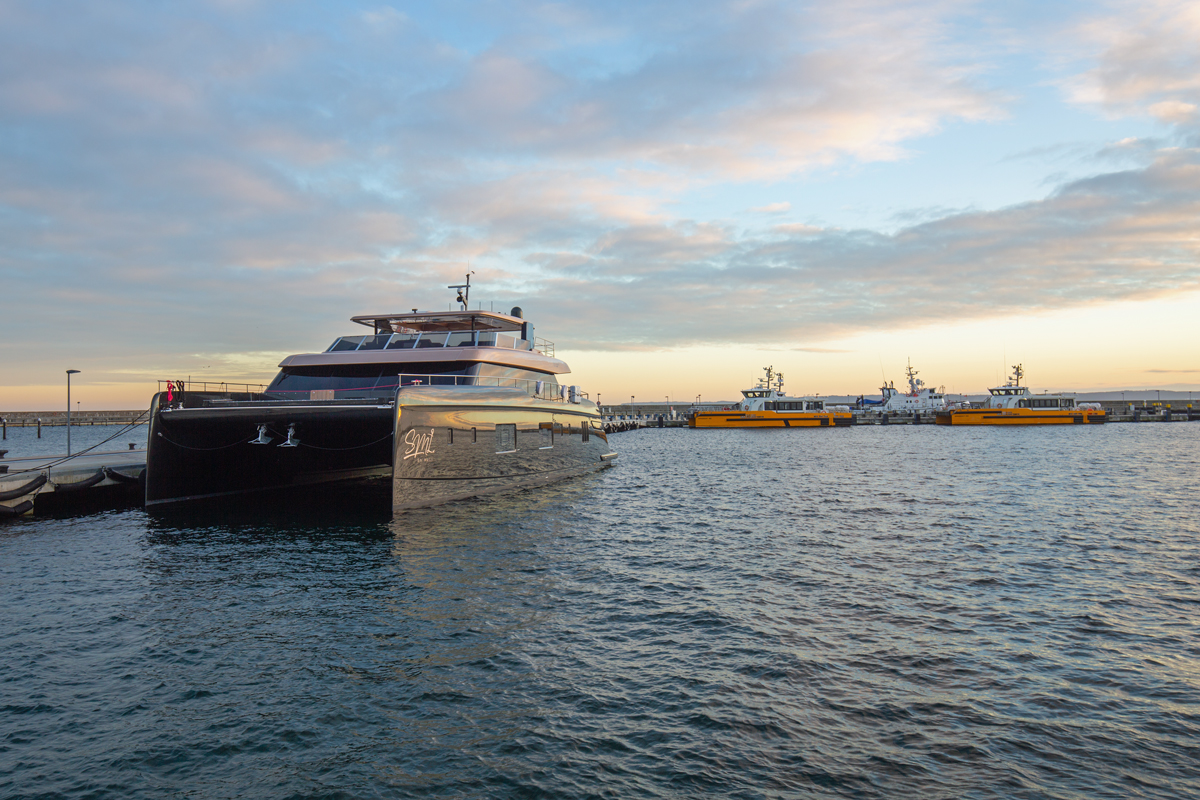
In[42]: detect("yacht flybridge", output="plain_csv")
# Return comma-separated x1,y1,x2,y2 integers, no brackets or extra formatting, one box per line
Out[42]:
934,364,1106,426
145,279,616,509
688,366,852,428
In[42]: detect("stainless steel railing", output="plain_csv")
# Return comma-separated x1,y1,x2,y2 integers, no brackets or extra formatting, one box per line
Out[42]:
161,375,585,403
157,379,269,394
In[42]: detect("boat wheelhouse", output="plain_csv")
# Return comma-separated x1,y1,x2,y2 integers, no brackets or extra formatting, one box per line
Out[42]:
934,364,1105,426
689,367,852,428
145,280,616,509
876,361,949,414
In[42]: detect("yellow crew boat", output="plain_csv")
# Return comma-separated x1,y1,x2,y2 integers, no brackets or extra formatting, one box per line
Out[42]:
934,365,1106,426
689,367,853,429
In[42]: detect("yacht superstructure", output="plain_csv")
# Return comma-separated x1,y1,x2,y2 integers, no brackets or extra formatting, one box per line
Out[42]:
145,279,616,509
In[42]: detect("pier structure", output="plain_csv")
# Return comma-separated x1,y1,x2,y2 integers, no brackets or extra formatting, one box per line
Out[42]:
0,410,148,429
0,448,146,517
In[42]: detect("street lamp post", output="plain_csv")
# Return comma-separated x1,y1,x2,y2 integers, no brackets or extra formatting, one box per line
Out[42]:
66,369,80,455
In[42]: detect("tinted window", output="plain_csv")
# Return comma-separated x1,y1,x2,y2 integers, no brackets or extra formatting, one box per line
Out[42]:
386,334,419,349
329,336,365,352
415,333,447,348
357,334,393,351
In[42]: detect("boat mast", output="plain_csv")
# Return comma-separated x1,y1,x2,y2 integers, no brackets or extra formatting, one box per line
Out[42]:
447,270,474,311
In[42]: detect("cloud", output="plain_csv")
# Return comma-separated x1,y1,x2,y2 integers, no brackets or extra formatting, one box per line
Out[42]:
1066,0,1200,133
0,0,1197,380
507,148,1200,348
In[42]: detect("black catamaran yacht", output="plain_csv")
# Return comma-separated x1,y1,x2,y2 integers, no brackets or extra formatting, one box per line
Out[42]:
145,279,616,509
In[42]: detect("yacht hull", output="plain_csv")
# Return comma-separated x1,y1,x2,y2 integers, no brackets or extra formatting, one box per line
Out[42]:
689,411,853,428
392,387,616,510
934,408,1107,425
145,392,394,506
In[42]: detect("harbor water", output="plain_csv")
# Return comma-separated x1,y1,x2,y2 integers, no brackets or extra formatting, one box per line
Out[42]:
3,424,1198,798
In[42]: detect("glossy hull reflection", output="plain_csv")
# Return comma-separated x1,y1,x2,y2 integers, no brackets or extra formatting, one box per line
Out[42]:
689,411,853,428
145,392,394,506
934,408,1108,426
393,387,616,510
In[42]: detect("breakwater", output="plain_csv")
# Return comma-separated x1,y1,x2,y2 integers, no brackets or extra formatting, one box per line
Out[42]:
1,410,147,429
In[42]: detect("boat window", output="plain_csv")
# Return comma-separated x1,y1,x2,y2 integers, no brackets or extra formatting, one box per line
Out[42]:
476,333,497,346
357,334,393,351
266,364,390,399
385,334,419,349
496,424,516,453
446,332,476,347
539,422,552,449
473,363,559,395
328,336,366,352
269,362,476,399
415,332,448,348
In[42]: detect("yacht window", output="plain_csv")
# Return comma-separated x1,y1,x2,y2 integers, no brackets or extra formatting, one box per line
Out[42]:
385,334,419,349
415,332,448,348
473,363,559,395
357,334,393,351
496,424,516,453
446,332,477,347
476,333,497,346
539,423,552,449
266,365,389,399
495,334,517,349
328,336,365,352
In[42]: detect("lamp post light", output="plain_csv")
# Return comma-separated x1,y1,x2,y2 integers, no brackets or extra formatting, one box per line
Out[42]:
66,369,80,455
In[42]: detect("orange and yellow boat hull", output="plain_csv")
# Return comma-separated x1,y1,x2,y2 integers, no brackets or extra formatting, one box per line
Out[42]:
934,408,1107,426
689,411,853,428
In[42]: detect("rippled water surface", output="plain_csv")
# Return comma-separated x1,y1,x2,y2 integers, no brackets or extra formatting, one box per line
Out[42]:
3,424,1199,798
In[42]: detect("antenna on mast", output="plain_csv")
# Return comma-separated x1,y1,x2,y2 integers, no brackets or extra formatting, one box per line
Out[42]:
447,269,475,311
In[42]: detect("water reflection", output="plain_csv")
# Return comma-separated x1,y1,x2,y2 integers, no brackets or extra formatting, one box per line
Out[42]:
4,425,1198,798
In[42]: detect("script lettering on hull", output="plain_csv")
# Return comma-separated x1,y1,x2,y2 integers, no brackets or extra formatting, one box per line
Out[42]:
403,428,436,460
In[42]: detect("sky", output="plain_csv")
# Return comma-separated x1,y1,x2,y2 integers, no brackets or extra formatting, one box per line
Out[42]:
1,0,1198,410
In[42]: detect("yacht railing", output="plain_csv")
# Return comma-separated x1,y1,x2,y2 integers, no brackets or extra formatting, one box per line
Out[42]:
157,380,269,394
160,375,585,404
325,332,556,355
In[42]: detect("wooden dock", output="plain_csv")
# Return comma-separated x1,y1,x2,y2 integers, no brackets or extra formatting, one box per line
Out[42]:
0,448,146,517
